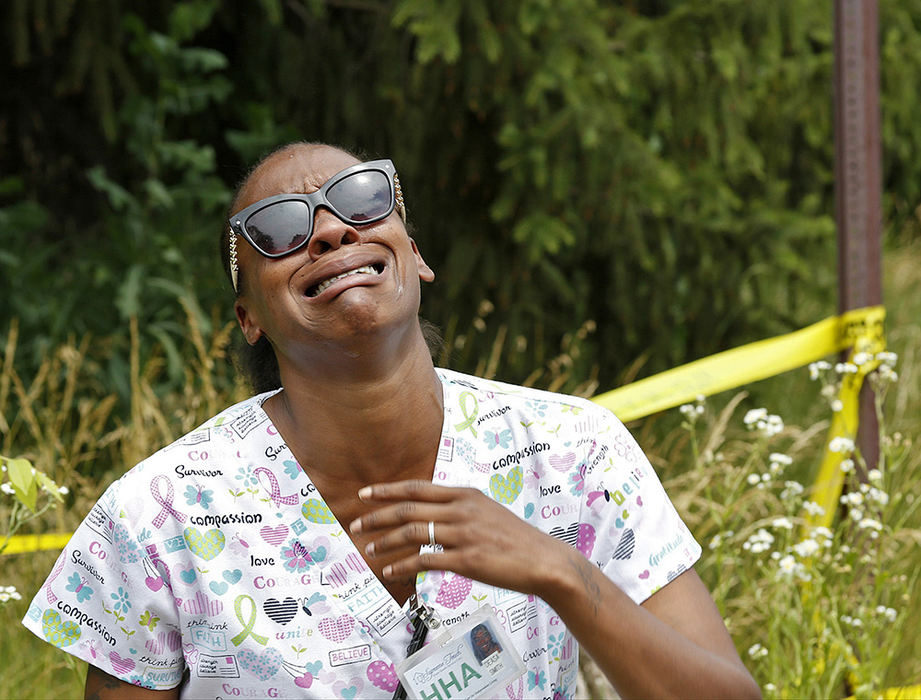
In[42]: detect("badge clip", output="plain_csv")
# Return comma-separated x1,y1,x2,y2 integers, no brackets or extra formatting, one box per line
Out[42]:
407,593,441,630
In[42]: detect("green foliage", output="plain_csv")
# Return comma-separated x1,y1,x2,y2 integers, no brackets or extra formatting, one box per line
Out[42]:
665,357,919,697
0,454,64,554
2,0,921,401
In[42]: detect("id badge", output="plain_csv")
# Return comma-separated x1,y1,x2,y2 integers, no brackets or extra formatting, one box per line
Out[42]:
395,606,525,700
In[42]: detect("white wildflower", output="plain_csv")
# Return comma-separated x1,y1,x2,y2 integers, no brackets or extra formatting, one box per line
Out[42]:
829,436,855,453
875,606,897,623
876,364,899,383
747,643,768,659
743,408,768,426
852,352,873,366
793,539,821,558
709,534,723,550
59,486,69,495
776,554,800,579
858,518,883,532
843,492,864,507
768,453,792,475
777,554,796,575
811,526,833,541
835,362,858,375
831,399,844,412
781,481,804,499
743,529,775,554
808,360,832,380
868,469,882,483
841,614,863,628
802,501,826,517
867,487,889,506
0,483,14,495
840,458,855,474
772,517,794,530
849,508,864,522
679,404,695,417
875,351,898,367
747,473,761,486
761,414,784,436
0,593,8,603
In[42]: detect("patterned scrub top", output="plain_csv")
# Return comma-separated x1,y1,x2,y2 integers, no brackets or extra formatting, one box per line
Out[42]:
23,368,700,698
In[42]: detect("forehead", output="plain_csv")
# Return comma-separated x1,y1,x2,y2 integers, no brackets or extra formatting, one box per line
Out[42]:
235,145,360,212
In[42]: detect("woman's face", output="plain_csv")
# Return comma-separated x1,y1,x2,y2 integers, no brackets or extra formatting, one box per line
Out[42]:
473,627,491,650
232,145,434,371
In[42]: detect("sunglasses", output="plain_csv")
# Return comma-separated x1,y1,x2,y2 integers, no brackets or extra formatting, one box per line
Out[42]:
229,159,404,261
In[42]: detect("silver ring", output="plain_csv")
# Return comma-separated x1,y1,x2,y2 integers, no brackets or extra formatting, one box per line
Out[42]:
428,521,437,548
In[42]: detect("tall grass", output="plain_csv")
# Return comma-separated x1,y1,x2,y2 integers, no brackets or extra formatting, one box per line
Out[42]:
1,241,920,699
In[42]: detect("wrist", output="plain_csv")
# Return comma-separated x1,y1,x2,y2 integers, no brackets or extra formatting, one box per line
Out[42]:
532,536,594,611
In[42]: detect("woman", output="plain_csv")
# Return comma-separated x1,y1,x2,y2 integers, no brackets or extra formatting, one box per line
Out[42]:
25,142,760,699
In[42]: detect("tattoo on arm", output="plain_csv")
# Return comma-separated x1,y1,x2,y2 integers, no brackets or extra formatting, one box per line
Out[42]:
568,551,602,616
85,665,124,700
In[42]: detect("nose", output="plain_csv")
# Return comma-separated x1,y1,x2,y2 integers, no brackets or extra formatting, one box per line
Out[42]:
306,206,361,258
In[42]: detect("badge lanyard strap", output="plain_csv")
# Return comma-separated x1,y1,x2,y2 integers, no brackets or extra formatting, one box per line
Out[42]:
392,616,429,700
392,594,441,700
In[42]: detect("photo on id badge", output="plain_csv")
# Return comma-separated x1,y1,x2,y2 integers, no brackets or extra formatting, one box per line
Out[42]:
468,622,502,672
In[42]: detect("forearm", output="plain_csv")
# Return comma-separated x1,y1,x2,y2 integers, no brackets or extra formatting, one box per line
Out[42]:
85,665,179,700
539,543,761,700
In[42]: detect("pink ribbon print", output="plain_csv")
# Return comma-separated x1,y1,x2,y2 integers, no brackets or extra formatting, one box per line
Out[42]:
150,475,188,529
43,551,67,604
255,467,298,508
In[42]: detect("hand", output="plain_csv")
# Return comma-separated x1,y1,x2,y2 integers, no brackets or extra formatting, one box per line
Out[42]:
349,480,570,596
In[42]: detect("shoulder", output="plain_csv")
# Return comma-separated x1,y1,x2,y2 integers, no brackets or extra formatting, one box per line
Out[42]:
436,368,609,417
108,390,281,494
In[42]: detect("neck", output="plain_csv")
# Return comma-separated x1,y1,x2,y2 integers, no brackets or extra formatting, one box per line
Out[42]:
264,329,444,487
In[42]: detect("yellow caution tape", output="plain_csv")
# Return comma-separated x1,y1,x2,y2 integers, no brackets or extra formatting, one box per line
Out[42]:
591,306,886,530
592,306,885,422
806,341,885,531
869,685,921,699
3,532,71,555
2,306,886,557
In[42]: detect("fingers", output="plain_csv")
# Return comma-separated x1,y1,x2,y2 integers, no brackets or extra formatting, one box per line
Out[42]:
349,500,448,535
381,548,458,581
362,520,434,556
358,480,467,503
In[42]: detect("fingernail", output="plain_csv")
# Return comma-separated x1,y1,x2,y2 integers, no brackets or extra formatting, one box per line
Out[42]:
349,519,362,534
382,565,392,577
365,542,375,557
358,486,372,500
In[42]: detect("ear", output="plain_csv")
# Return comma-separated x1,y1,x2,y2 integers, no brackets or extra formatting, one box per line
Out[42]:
410,238,435,283
234,299,264,346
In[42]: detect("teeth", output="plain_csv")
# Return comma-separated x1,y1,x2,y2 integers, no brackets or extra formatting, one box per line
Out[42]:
312,265,379,297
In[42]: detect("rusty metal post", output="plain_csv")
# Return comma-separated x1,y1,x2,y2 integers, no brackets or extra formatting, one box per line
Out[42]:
834,0,883,474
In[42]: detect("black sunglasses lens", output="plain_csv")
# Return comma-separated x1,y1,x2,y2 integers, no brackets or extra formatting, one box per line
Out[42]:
245,201,311,255
326,170,392,222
